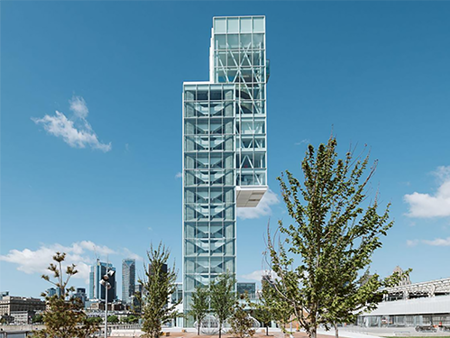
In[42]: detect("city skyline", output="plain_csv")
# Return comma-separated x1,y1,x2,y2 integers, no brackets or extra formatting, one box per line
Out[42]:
1,2,449,298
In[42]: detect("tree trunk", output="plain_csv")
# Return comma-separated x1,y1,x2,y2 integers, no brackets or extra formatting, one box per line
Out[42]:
310,326,317,338
218,321,222,338
266,325,269,336
334,323,339,338
197,318,201,336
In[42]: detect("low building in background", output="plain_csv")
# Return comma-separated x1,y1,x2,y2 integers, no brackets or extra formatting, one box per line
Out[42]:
357,268,450,327
0,295,45,317
237,282,256,299
10,310,36,324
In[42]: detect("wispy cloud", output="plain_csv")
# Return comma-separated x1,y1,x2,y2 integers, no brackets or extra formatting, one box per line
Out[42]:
175,172,182,179
237,189,279,220
0,241,116,282
406,239,419,247
423,237,450,246
295,139,310,146
406,237,450,247
404,166,450,218
241,269,278,282
32,95,111,152
122,248,144,262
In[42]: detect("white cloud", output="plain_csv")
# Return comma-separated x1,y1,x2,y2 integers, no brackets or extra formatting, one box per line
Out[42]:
237,189,279,220
406,239,419,247
123,248,144,262
32,95,111,152
294,139,309,146
241,269,278,282
404,166,450,218
422,237,450,246
0,241,116,281
175,172,182,179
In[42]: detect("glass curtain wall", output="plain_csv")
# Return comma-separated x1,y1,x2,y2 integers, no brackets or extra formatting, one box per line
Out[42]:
182,16,267,325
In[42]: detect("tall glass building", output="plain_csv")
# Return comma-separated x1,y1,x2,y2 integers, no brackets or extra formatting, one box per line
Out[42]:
89,259,117,301
122,258,136,305
182,16,269,320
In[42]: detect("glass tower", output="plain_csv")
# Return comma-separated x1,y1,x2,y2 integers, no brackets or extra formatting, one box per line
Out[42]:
182,16,268,321
122,258,136,305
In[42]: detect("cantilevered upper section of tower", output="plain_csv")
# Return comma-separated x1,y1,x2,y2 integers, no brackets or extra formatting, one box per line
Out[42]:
184,16,269,207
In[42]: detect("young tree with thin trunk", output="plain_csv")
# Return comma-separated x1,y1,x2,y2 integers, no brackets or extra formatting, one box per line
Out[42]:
267,137,406,338
188,285,209,335
229,293,255,338
33,252,99,338
137,243,180,338
209,272,236,338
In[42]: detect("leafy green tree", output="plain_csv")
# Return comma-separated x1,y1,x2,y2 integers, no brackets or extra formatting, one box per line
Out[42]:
188,285,209,335
137,243,180,338
107,315,119,323
252,277,277,335
229,293,255,338
86,316,103,325
267,137,405,338
33,252,99,338
209,272,236,338
32,314,44,324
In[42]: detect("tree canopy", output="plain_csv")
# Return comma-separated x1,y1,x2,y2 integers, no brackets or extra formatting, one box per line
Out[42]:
33,252,99,338
267,137,405,338
138,243,180,338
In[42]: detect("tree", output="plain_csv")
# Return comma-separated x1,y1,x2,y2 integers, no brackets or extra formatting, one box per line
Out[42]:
32,314,44,324
33,252,99,338
137,243,180,338
229,293,255,338
267,137,405,338
252,276,278,335
209,272,236,338
188,285,209,335
107,315,119,323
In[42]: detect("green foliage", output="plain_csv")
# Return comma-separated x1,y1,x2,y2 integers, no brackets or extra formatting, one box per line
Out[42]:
107,315,119,323
121,315,139,324
32,314,44,324
267,137,405,338
229,293,255,338
252,277,286,335
86,316,102,324
33,252,99,338
137,243,180,338
210,272,236,338
188,285,210,335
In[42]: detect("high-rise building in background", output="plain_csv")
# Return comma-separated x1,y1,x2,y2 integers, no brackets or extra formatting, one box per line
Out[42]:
122,258,136,304
73,288,87,306
89,259,117,301
182,16,269,319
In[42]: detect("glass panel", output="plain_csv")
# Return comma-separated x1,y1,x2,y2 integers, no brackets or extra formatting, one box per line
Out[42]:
215,35,226,50
227,34,239,49
214,18,226,33
227,18,239,33
253,17,264,32
240,34,251,49
253,34,264,49
240,18,252,33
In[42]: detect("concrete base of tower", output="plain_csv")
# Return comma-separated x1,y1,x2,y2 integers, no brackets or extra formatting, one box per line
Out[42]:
236,185,267,207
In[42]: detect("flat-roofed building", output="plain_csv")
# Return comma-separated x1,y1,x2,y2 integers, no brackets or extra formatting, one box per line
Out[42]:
0,296,45,317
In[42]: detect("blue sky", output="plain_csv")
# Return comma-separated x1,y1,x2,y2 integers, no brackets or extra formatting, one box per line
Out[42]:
1,1,450,299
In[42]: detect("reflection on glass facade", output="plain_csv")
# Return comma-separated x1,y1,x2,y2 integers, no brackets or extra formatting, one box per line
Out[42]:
182,16,268,322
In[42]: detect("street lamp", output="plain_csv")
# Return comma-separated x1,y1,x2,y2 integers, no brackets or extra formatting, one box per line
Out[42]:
100,269,115,338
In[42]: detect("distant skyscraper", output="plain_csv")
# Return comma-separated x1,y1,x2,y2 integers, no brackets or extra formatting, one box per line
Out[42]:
122,259,136,304
73,288,87,306
89,259,117,301
182,16,269,318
